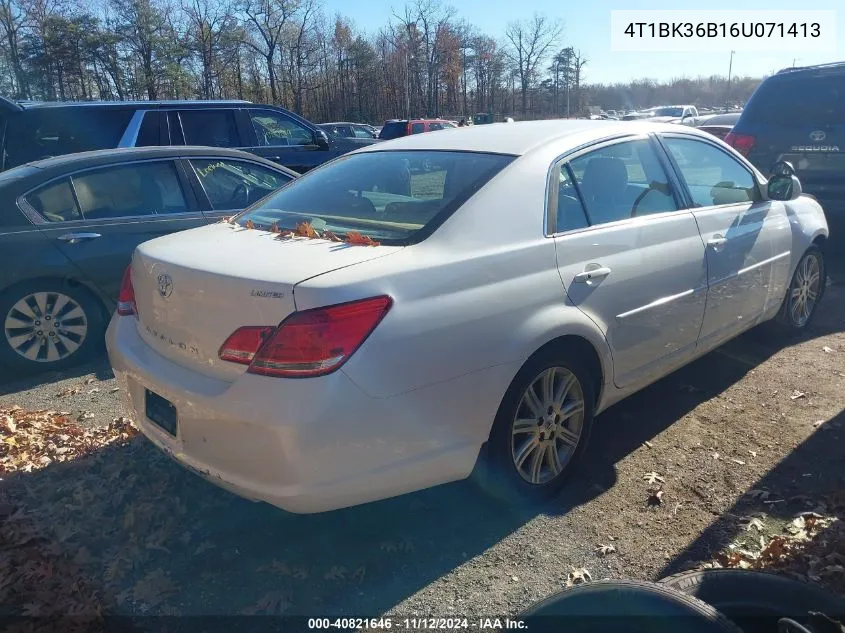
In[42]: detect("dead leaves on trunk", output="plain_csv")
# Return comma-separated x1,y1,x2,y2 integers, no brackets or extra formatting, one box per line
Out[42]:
255,219,382,246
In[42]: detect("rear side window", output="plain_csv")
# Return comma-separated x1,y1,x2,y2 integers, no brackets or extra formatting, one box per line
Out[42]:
4,108,134,168
25,178,81,222
744,74,845,126
179,110,239,147
71,161,188,219
136,112,161,147
410,123,425,134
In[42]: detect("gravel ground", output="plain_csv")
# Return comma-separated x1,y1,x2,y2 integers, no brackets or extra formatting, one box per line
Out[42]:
1,282,844,626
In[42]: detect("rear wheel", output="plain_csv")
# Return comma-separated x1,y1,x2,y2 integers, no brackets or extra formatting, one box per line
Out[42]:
482,348,595,504
0,281,105,373
773,246,825,332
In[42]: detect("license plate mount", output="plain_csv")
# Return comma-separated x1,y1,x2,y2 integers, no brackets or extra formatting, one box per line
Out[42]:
145,389,178,437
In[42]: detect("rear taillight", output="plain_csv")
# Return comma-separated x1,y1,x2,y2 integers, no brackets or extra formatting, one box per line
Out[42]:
219,296,392,378
117,266,136,316
724,132,755,156
218,326,276,364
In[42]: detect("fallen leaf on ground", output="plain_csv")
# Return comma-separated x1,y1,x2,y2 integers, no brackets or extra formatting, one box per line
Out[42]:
595,544,616,556
732,459,746,465
567,568,592,587
744,518,765,532
822,346,834,354
643,441,653,449
791,390,806,400
643,471,664,485
814,420,827,429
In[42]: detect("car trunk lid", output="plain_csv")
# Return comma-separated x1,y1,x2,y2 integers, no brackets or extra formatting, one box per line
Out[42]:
131,222,401,381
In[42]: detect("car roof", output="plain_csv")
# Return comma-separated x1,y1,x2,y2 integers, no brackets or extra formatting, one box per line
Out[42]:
775,61,845,76
14,99,253,110
357,120,708,156
19,146,297,175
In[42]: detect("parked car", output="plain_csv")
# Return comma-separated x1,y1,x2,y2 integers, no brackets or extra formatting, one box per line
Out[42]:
377,118,457,140
695,112,742,140
107,120,827,514
0,146,297,372
318,122,379,140
643,105,700,126
725,61,845,235
0,97,373,174
473,113,498,125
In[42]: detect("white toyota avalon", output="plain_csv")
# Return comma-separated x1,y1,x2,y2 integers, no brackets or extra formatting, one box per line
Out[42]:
106,121,829,513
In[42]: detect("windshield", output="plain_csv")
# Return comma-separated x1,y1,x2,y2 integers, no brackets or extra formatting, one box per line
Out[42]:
653,107,684,117
235,150,514,244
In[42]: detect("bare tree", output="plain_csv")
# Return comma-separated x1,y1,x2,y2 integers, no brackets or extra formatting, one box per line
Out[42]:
238,0,296,103
0,0,29,97
504,13,561,115
183,0,233,98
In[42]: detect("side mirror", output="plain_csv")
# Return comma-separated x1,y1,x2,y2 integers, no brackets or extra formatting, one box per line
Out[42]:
314,129,330,149
771,160,796,177
767,174,803,201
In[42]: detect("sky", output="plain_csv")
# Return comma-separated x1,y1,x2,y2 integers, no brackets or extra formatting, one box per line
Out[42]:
319,0,842,84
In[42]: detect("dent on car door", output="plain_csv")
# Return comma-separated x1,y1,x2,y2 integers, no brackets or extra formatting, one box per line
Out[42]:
23,160,206,303
551,136,708,390
661,135,792,348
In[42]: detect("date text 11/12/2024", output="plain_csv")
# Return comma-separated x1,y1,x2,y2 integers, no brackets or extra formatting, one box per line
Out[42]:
307,617,528,630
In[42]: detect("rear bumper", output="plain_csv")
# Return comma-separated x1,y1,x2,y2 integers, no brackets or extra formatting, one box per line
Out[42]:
105,315,504,513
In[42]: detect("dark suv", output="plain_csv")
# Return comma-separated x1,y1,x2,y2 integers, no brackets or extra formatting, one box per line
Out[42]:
0,98,375,174
726,62,844,231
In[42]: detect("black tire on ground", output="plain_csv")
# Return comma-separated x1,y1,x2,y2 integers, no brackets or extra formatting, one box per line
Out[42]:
771,245,826,334
0,279,106,374
658,569,845,633
519,579,744,633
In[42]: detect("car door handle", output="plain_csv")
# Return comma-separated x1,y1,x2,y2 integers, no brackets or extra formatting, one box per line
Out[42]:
57,232,102,244
573,267,612,283
707,236,728,250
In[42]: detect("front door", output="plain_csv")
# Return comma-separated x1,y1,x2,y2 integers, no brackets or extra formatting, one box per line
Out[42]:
551,136,708,389
660,134,792,349
242,108,331,173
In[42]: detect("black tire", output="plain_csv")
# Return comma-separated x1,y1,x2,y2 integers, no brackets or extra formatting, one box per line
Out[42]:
480,346,595,505
658,569,845,633
519,579,744,633
0,279,106,374
771,245,826,333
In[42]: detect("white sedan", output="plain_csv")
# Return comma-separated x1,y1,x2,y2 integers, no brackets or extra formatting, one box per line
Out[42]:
106,121,829,513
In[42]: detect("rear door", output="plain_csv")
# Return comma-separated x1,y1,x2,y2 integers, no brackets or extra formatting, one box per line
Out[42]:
551,135,708,390
182,157,296,220
738,71,845,207
22,159,206,303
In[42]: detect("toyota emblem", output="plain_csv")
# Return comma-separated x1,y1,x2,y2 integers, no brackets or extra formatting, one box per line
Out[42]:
157,273,173,298
809,130,826,142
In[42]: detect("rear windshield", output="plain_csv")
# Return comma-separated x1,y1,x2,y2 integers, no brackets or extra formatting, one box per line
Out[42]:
236,150,514,244
378,122,407,140
744,74,845,126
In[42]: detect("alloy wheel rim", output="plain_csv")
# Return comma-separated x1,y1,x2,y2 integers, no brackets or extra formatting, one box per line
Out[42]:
4,292,88,362
789,253,821,328
511,366,585,485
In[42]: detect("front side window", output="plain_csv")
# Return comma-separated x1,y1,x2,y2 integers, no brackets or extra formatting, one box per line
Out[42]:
250,110,313,147
190,159,293,209
70,161,188,220
410,123,425,134
353,126,374,139
236,150,514,243
178,110,239,147
663,137,758,207
567,139,678,225
25,179,81,222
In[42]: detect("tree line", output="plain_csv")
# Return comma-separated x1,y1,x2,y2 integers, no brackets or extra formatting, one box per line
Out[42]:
0,0,765,123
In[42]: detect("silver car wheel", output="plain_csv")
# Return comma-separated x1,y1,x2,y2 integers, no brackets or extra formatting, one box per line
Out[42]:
788,251,821,328
4,291,88,363
511,366,585,485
